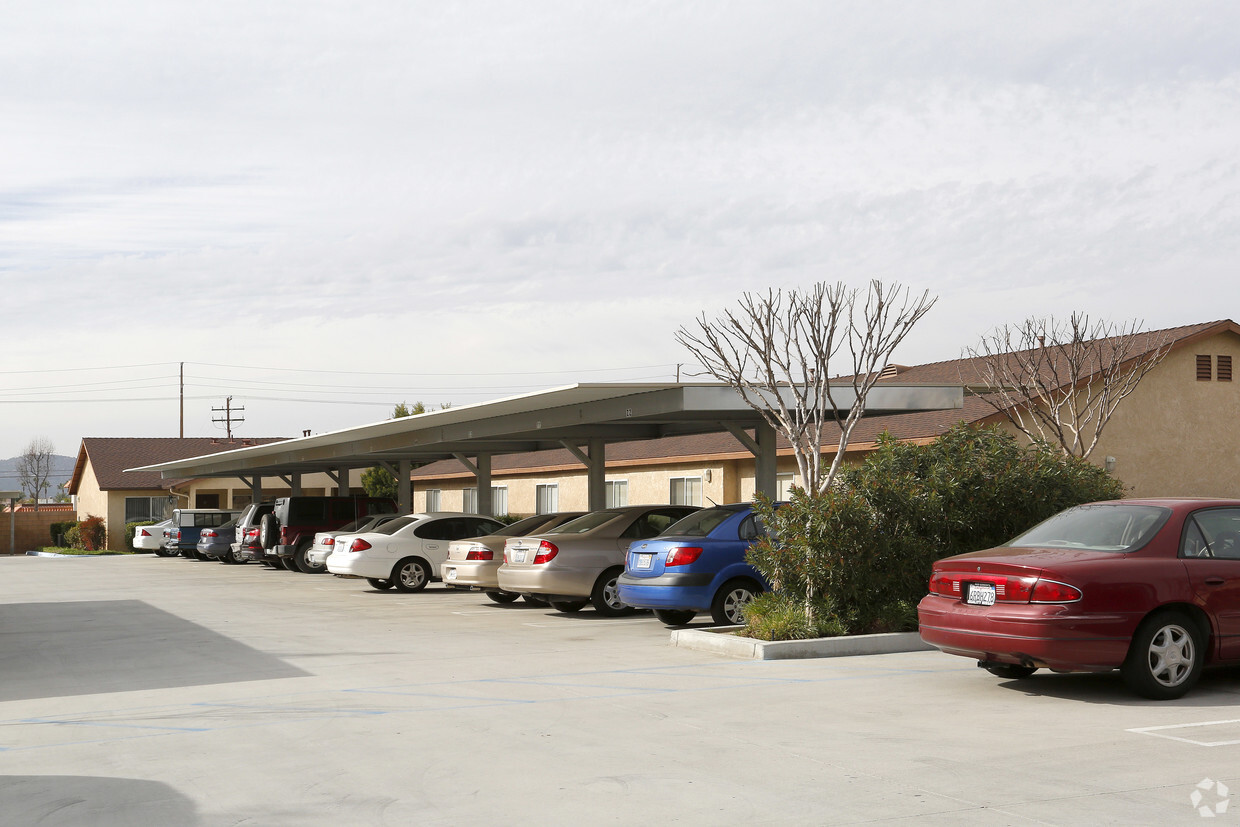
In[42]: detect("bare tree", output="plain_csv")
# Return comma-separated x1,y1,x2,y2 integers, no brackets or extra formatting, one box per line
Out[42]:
17,436,56,510
965,313,1172,459
677,280,936,496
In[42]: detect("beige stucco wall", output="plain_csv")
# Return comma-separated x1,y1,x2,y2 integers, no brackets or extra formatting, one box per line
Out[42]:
1087,332,1240,497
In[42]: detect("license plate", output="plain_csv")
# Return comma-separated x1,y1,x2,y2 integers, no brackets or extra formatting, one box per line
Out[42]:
445,568,457,581
966,583,996,606
514,550,526,563
635,553,653,570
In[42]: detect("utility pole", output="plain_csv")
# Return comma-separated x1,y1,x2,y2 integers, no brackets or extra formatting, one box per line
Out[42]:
212,396,246,440
179,362,184,438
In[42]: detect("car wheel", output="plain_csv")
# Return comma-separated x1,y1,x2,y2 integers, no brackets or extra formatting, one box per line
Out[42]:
259,513,281,549
155,547,179,558
983,663,1038,679
392,558,430,592
522,594,549,606
711,579,760,625
590,568,634,617
366,578,393,590
294,542,325,574
654,609,698,626
485,591,521,604
281,556,300,572
548,599,588,613
1122,610,1205,700
226,546,248,565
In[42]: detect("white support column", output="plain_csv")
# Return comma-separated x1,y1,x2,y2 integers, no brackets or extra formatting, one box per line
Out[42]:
726,422,778,499
561,439,606,512
452,453,493,516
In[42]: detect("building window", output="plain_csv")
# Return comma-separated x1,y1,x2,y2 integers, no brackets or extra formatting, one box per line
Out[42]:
1197,354,1213,381
670,477,703,507
536,484,558,514
462,486,508,515
124,496,172,523
425,489,441,511
776,473,796,500
1219,355,1233,382
605,480,628,508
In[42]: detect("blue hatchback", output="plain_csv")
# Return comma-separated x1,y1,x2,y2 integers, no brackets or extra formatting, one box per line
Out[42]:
617,503,773,626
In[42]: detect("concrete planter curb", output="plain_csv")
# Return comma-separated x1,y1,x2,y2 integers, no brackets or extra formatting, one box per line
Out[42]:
671,626,934,660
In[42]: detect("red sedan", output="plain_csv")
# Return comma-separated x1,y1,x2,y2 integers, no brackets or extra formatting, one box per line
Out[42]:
918,498,1240,699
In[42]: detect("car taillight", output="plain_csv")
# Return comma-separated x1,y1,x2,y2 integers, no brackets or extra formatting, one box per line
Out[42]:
533,540,558,564
349,538,372,552
664,547,703,567
172,530,180,540
465,545,493,561
202,530,216,538
246,528,258,539
140,529,152,537
323,537,335,547
928,571,958,596
1030,579,1083,603
280,527,289,543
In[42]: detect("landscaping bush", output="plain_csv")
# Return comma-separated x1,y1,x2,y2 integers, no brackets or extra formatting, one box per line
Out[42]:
749,424,1125,637
64,524,82,549
49,520,78,545
77,515,107,551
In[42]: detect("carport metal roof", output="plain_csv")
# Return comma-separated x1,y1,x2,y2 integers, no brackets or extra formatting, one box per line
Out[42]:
132,382,962,511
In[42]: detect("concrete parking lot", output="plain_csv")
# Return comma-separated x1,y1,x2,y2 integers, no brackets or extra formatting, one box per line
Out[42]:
1,554,1239,825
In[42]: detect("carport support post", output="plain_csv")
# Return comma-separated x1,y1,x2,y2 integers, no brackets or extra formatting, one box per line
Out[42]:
452,453,492,516
726,422,778,499
398,461,411,513
326,468,343,496
561,439,606,512
278,474,302,496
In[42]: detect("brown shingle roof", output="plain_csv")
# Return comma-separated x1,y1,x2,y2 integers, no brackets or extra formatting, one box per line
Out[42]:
69,437,289,494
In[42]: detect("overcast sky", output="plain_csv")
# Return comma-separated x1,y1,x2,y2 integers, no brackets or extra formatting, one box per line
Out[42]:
2,1,1237,463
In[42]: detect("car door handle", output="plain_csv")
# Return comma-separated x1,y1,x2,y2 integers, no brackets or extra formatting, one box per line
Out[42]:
1205,577,1226,586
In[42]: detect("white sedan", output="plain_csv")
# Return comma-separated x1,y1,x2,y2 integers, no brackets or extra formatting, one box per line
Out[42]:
305,512,402,571
327,512,505,592
132,519,173,551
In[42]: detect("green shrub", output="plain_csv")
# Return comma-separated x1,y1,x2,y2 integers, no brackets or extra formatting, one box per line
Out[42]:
50,520,78,545
64,524,82,549
361,466,398,500
749,423,1125,638
78,515,107,551
740,593,848,640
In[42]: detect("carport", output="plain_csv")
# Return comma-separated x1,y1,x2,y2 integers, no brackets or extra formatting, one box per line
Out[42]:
135,382,963,514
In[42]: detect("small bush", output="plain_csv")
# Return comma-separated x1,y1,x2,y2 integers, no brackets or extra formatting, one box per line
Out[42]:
78,515,107,551
740,593,848,641
49,520,78,545
64,524,82,549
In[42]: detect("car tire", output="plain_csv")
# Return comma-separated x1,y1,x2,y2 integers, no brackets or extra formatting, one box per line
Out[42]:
1121,610,1205,700
654,609,698,626
485,591,521,604
983,663,1038,679
392,558,430,592
154,547,179,558
280,556,300,572
259,513,281,550
294,542,325,574
590,568,634,617
548,599,588,613
522,594,549,606
711,579,760,626
366,578,393,590
224,546,248,565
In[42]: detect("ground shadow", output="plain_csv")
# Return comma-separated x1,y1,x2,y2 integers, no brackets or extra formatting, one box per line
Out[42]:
0,776,199,826
988,664,1240,707
0,601,309,702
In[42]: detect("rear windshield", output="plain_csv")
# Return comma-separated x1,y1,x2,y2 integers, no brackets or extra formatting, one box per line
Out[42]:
1006,504,1170,553
372,516,416,535
665,507,738,537
546,510,625,535
495,514,560,537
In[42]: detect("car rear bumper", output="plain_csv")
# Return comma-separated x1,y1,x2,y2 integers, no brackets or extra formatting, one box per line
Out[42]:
326,553,388,579
917,595,1137,671
497,565,595,597
617,575,713,611
441,559,501,589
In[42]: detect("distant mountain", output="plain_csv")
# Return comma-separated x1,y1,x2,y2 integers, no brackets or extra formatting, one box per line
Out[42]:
0,454,77,496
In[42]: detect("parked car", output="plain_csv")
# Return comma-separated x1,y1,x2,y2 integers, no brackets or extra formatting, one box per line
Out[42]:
232,502,276,565
497,505,699,616
132,518,173,553
441,512,586,602
617,503,774,626
259,495,398,573
304,513,403,572
326,513,505,591
918,498,1240,700
196,519,239,560
164,508,241,559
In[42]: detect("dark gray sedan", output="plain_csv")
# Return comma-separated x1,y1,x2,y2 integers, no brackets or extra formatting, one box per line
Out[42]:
196,519,239,561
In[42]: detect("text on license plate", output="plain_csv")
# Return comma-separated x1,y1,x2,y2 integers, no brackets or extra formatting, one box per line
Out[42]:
966,583,996,606
514,550,526,563
635,553,653,570
445,569,457,580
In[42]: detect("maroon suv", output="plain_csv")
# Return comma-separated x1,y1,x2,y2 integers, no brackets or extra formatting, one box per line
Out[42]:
260,495,398,573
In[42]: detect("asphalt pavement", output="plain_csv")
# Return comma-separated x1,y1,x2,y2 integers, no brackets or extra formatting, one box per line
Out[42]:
1,554,1238,825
